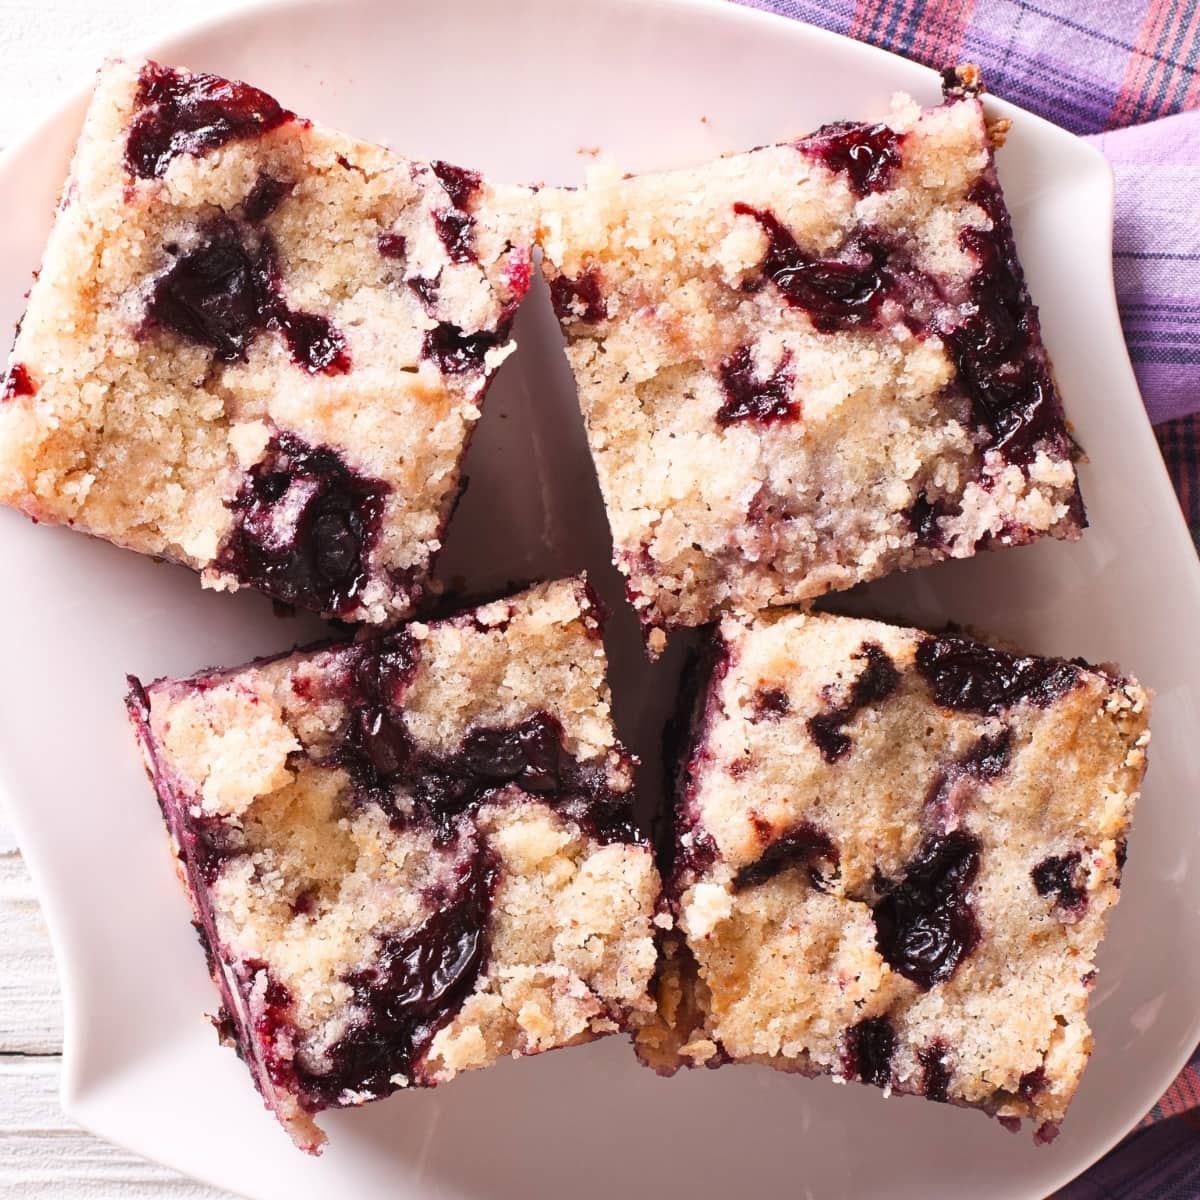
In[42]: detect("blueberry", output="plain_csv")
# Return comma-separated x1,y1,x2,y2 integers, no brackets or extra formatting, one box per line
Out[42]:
873,831,981,989
145,222,350,374
915,635,1081,715
1031,852,1087,915
733,821,839,892
844,1017,895,1087
217,433,386,617
806,642,900,762
716,344,797,426
735,204,893,333
937,181,1072,465
804,121,904,197
549,267,607,324
296,841,498,1105
421,322,503,374
126,62,291,179
750,687,791,722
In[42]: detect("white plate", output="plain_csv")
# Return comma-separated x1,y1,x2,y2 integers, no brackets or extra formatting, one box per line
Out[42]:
1,1,1197,1197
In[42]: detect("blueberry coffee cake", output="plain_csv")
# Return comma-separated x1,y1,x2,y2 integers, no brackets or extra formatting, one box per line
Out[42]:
639,609,1149,1140
538,70,1082,649
127,578,660,1151
0,58,535,622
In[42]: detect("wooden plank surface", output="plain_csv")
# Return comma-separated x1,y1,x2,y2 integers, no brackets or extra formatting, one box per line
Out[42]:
0,8,246,1195
0,824,236,1199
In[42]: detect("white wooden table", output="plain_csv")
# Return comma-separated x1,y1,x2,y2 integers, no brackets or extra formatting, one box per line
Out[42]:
0,8,251,1194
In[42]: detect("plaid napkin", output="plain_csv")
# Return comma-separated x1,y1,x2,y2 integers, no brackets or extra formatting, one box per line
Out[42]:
730,0,1200,1193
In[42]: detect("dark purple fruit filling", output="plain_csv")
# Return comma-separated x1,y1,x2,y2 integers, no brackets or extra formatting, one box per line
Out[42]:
181,812,238,886
925,729,1012,829
750,686,791,722
549,267,607,324
733,821,839,892
672,827,720,885
807,642,900,762
249,966,295,1073
128,677,240,884
276,308,351,376
1018,1065,1046,1100
958,728,1013,782
421,321,505,375
803,121,905,197
716,344,797,426
242,175,292,222
735,165,1072,471
126,62,292,180
338,631,421,767
217,432,387,617
425,161,481,265
332,640,641,846
145,220,350,374
430,160,482,210
919,1043,951,1102
240,962,300,1091
407,276,440,309
450,714,639,843
146,221,265,361
1031,851,1087,915
251,237,351,375
843,1017,895,1088
662,632,733,886
377,231,407,259
916,635,1081,715
873,830,981,989
904,489,956,552
937,180,1071,465
434,208,476,264
297,839,497,1107
734,203,893,333
1,362,35,401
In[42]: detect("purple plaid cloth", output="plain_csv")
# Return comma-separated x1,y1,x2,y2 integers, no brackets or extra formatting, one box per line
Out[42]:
1091,111,1200,426
731,0,1200,1193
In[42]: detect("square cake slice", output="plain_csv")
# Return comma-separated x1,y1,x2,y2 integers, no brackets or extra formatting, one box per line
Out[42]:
538,71,1083,649
127,578,660,1151
0,58,535,623
639,609,1149,1140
